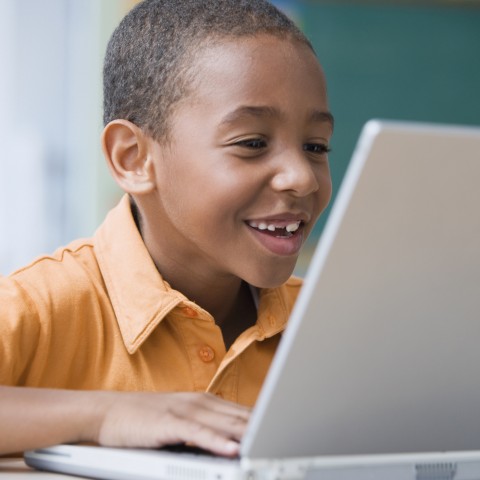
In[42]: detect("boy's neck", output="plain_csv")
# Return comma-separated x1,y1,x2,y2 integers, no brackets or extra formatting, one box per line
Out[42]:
167,272,257,349
216,281,258,349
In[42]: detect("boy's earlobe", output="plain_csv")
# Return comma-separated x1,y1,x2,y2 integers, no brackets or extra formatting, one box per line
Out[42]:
101,120,155,194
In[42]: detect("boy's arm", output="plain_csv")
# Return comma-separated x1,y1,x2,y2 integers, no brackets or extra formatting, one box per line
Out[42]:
0,386,249,457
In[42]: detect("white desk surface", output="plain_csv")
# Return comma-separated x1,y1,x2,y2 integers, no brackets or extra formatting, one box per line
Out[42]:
0,458,77,478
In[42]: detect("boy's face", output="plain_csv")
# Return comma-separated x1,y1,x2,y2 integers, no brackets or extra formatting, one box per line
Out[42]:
144,35,333,289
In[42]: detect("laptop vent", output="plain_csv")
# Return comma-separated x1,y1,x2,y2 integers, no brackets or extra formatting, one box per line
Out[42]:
166,464,207,480
415,462,457,480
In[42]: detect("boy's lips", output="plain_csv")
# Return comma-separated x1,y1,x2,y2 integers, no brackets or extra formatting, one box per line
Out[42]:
244,214,309,256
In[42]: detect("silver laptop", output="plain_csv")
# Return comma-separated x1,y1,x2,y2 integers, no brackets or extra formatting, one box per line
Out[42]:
25,120,480,480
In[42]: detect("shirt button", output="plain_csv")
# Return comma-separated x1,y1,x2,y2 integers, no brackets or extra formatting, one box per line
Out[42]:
198,345,215,363
181,306,198,318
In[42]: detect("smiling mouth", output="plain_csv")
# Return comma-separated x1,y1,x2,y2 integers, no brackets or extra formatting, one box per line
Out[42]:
246,220,303,238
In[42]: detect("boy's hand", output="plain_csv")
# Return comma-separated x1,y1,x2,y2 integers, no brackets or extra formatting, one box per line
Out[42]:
94,392,250,457
0,387,249,457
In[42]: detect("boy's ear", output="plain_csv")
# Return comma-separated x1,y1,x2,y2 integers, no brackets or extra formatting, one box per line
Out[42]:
101,119,155,194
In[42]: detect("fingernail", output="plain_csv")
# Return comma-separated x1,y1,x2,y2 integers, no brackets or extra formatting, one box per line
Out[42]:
224,440,239,455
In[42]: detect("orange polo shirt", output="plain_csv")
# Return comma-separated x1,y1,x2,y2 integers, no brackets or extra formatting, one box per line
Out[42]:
0,195,302,406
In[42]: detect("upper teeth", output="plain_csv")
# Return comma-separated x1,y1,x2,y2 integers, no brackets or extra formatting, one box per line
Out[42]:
286,222,301,232
248,221,301,233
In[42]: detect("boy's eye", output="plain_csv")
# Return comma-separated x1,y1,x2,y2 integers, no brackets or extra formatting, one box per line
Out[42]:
235,138,267,149
303,143,331,155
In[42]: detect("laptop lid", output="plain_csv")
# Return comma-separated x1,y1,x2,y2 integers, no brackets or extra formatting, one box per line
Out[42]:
242,119,480,459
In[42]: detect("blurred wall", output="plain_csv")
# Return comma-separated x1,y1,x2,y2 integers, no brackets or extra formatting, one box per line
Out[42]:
0,0,132,274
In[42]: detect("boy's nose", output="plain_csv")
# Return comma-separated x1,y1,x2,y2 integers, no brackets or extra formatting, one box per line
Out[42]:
270,150,320,197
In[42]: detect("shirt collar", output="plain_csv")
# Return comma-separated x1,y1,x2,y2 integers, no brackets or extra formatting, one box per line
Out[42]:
94,195,186,354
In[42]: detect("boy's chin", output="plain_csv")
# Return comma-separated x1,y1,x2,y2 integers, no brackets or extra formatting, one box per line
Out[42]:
244,261,298,289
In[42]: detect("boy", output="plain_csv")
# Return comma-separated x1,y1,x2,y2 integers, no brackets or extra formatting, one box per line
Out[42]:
0,0,333,457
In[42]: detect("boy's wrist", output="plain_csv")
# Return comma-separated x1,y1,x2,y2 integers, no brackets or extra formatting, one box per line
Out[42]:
77,390,116,445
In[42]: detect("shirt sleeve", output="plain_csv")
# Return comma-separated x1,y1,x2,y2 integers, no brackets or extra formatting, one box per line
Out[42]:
0,275,41,385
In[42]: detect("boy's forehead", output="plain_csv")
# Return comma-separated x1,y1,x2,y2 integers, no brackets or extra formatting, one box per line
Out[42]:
188,35,327,99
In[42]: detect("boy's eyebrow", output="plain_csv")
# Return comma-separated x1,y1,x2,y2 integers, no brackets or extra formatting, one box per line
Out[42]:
219,105,335,130
219,106,279,125
310,110,335,131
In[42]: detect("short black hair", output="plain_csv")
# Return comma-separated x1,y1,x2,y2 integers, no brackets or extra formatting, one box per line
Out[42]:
103,0,313,141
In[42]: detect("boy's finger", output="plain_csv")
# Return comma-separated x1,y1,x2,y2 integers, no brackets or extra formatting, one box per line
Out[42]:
197,393,251,418
182,405,249,441
159,417,242,457
170,393,251,424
